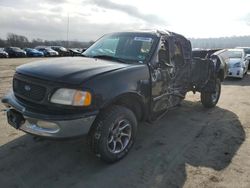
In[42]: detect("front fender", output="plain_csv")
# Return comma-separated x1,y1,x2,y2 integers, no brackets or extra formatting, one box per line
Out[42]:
83,64,151,110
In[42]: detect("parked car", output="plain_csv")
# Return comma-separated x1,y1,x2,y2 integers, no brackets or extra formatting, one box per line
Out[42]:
210,49,229,80
0,48,8,58
4,47,26,57
226,49,250,78
2,30,222,163
51,46,70,56
236,47,250,69
24,48,44,57
81,48,87,53
36,47,59,57
236,47,250,55
68,48,82,56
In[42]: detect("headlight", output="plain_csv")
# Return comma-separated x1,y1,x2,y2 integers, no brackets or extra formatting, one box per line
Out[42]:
233,62,241,68
50,88,91,106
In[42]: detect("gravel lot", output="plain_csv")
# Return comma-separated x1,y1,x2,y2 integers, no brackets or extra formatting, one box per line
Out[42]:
0,58,250,188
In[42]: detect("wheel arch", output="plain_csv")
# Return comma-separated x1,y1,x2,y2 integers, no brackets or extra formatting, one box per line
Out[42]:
100,92,148,121
218,69,225,82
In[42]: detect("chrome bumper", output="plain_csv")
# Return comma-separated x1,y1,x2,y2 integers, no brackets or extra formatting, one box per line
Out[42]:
19,115,96,138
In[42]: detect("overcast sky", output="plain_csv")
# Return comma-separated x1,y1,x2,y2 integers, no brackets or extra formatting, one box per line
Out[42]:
1,0,250,41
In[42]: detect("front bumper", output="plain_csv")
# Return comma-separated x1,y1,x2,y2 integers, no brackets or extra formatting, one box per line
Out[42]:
227,67,244,78
2,92,97,138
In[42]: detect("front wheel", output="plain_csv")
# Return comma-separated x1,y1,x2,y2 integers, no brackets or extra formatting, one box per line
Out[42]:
87,105,137,163
201,78,221,108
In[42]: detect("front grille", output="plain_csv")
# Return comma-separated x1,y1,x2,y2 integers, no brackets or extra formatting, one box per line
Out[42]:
11,73,93,115
13,78,46,102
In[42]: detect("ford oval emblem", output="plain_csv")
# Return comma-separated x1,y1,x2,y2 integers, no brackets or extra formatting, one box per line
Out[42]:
24,85,31,91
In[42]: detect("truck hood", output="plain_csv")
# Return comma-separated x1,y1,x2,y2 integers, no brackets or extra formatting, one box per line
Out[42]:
16,57,131,85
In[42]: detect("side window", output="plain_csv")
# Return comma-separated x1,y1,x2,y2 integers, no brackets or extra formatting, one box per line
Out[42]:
158,40,170,67
171,42,184,66
245,49,250,55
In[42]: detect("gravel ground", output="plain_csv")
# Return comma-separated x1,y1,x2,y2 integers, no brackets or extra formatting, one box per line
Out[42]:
0,58,250,188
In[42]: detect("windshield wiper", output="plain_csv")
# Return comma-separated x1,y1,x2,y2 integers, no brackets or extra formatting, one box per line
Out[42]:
92,55,128,64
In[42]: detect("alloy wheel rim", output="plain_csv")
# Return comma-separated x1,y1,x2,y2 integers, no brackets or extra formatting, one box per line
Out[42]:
107,119,132,154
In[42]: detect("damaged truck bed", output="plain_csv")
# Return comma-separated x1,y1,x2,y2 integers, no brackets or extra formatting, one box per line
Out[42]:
2,30,222,163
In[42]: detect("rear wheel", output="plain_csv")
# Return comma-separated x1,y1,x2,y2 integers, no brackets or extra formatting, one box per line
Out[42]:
87,105,137,163
201,78,221,108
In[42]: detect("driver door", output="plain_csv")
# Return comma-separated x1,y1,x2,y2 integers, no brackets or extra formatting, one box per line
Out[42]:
150,38,173,117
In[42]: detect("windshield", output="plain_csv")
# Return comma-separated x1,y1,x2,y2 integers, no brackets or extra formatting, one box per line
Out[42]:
60,47,67,51
227,50,243,58
83,33,156,63
243,48,250,55
12,47,22,51
46,48,54,52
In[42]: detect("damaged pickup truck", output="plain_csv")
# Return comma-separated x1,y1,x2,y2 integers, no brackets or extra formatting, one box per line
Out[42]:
2,30,222,163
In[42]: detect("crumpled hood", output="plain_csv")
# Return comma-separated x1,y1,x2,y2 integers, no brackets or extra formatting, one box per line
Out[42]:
16,57,131,84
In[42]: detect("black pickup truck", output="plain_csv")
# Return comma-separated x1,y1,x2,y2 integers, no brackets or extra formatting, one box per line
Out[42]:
2,30,222,163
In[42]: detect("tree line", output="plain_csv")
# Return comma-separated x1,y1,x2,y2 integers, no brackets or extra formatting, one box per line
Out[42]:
190,36,250,49
2,33,250,49
0,33,94,49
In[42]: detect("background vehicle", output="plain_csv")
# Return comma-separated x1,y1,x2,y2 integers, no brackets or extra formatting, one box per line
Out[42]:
4,47,26,57
2,30,222,163
51,46,70,56
236,47,250,69
236,47,250,55
226,49,250,78
24,48,44,57
0,48,8,58
35,47,58,57
68,48,82,56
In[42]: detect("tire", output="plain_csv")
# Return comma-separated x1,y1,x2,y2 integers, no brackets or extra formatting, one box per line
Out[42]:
87,105,137,163
201,78,221,108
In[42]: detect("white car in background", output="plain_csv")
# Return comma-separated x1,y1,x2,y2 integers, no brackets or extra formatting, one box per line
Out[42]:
227,49,250,78
236,47,250,70
236,47,250,56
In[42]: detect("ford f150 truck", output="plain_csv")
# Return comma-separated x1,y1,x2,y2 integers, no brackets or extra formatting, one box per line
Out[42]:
2,30,222,163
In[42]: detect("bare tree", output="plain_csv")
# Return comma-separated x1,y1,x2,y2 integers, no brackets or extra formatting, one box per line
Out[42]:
6,33,29,48
0,38,6,47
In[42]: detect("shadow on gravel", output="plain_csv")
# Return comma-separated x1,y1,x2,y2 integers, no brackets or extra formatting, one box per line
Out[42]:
0,101,245,188
223,72,250,86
